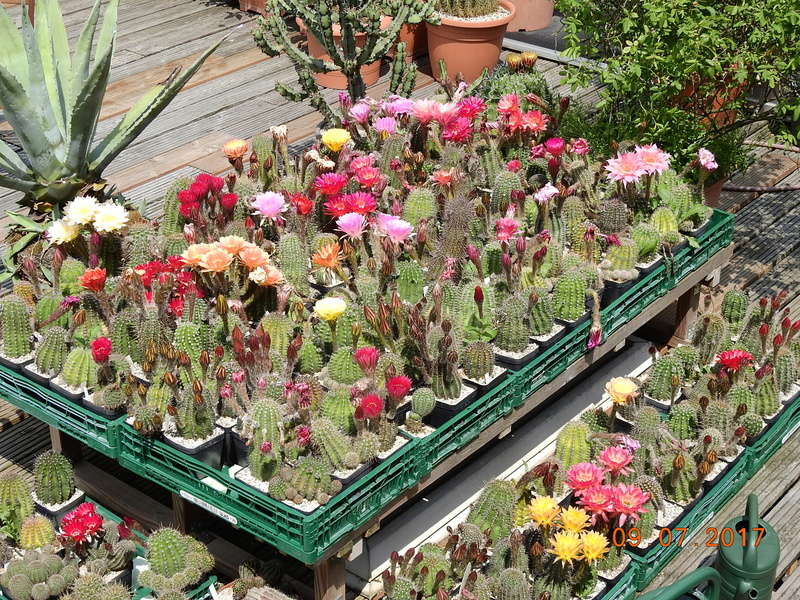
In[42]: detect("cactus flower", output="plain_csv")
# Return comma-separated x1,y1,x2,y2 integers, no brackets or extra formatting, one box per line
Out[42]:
314,172,348,196
321,128,351,152
63,196,99,226
559,506,590,533
577,485,615,523
495,218,520,242
534,183,559,205
598,446,633,477
580,531,609,563
90,337,112,364
354,346,380,374
527,495,560,527
566,462,605,494
716,349,753,372
238,245,269,270
217,236,249,256
380,218,414,244
635,144,671,175
349,101,371,124
314,297,347,322
697,148,718,171
46,219,81,245
78,268,107,293
199,247,233,273
544,137,566,156
222,139,249,160
496,93,520,116
605,377,638,405
252,192,287,220
359,394,383,419
571,138,590,156
612,484,650,525
605,151,646,183
374,117,397,137
386,375,412,403
336,212,367,239
548,531,583,565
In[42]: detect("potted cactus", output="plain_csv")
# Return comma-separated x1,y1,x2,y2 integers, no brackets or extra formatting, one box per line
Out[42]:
599,237,640,308
427,0,516,83
138,528,214,595
528,290,565,348
162,386,226,470
460,341,506,390
492,294,538,369
0,296,34,370
50,347,98,403
402,387,437,437
552,272,589,329
31,451,85,525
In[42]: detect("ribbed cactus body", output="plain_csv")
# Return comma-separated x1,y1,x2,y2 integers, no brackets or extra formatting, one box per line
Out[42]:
552,272,587,322
462,341,495,380
123,223,160,269
355,432,380,463
58,258,86,295
62,348,97,389
110,309,141,365
560,196,586,232
491,171,521,214
632,406,662,443
693,313,729,365
410,388,436,420
396,261,425,304
721,290,748,330
704,400,734,436
19,516,55,550
147,528,190,577
321,390,356,434
738,413,764,439
466,480,518,542
132,405,163,437
403,188,437,225
646,355,683,402
523,198,538,230
277,233,309,296
631,222,661,261
672,345,700,380
597,198,629,234
327,347,362,385
664,452,698,504
650,206,680,237
33,451,74,506
0,552,74,600
667,404,696,440
483,241,503,275
163,233,188,258
775,352,797,394
311,417,359,471
174,321,204,365
604,237,638,274
137,308,169,355
728,384,756,414
493,295,529,353
528,292,555,335
261,313,293,357
161,178,190,236
175,389,215,440
555,422,591,468
34,327,67,376
271,457,341,505
754,376,779,416
1,297,32,358
34,293,68,330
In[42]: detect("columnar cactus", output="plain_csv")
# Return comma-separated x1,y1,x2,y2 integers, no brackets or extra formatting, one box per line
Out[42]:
175,389,215,440
405,388,436,434
34,292,69,330
673,345,700,380
33,451,75,506
403,188,437,226
484,241,503,275
321,390,356,434
703,399,734,436
161,178,190,236
693,313,729,365
0,296,33,358
555,422,591,468
493,296,530,353
597,198,629,234
528,291,555,336
269,457,342,505
62,348,98,390
650,206,680,238
311,417,360,471
131,405,163,437
396,261,425,304
34,327,68,377
110,309,142,365
261,313,293,357
754,374,779,416
664,452,699,504
491,171,521,213
355,431,381,463
462,341,495,381
552,272,587,322
721,290,748,331
140,528,213,594
277,233,310,296
561,196,587,232
645,355,684,403
631,222,661,262
466,480,518,542
327,346,362,386
18,516,55,550
297,339,323,374
775,352,798,394
667,404,696,440
728,384,756,414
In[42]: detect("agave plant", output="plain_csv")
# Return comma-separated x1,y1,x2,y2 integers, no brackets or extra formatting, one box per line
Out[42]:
0,0,223,216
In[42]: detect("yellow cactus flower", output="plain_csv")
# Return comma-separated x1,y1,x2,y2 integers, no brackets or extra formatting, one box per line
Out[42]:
527,496,560,528
580,531,609,564
321,128,351,152
559,506,590,533
314,297,347,322
605,376,638,405
548,531,583,566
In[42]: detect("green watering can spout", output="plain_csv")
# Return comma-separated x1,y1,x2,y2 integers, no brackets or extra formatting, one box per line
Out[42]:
638,567,721,600
743,494,760,572
735,581,758,600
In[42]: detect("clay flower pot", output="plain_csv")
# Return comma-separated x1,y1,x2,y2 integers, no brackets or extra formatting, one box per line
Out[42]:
396,22,428,60
508,0,553,32
703,176,727,207
427,0,516,83
238,0,266,15
297,17,392,90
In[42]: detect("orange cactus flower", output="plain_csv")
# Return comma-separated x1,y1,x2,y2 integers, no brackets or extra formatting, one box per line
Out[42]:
181,243,214,267
239,245,269,270
217,235,249,256
312,242,342,271
199,247,234,273
222,139,249,160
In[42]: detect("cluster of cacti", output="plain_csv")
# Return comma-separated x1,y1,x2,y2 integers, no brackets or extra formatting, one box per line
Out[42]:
663,452,701,504
0,552,77,600
268,458,343,505
466,480,518,542
405,388,436,433
552,272,587,322
0,296,33,359
84,520,137,576
59,574,131,600
33,451,75,506
174,388,216,440
139,528,214,594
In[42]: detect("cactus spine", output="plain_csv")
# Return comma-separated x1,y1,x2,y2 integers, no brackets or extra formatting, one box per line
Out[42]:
466,480,518,542
0,296,32,358
61,348,98,390
462,341,495,381
645,355,684,403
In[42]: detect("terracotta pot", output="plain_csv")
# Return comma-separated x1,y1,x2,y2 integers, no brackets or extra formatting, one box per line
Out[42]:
427,0,516,83
507,0,553,32
703,177,727,208
298,17,391,90
238,0,266,15
395,22,428,61
676,73,748,127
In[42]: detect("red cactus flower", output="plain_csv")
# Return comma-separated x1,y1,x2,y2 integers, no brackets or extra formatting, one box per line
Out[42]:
386,375,412,403
78,268,107,293
260,441,273,454
716,349,753,372
220,193,238,212
296,425,311,447
355,346,380,374
289,193,314,216
359,394,383,419
90,337,112,364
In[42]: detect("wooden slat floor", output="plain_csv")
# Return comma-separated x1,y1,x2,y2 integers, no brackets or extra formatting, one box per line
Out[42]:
1,0,800,590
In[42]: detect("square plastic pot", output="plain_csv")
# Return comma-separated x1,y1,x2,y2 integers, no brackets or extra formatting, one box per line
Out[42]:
495,343,539,371
427,384,479,427
0,353,32,372
162,430,225,471
34,488,86,526
601,279,636,309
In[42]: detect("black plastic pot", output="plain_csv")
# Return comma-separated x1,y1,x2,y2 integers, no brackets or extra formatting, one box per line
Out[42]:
34,490,86,526
601,279,635,308
21,363,55,386
462,366,507,392
0,353,31,372
530,324,566,350
162,431,225,471
427,384,479,427
494,344,539,371
557,312,590,332
333,461,372,489
49,379,85,403
82,397,126,420
393,400,413,425
226,430,249,467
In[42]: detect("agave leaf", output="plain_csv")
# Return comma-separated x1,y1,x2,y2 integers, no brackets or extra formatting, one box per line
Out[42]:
0,65,62,180
95,0,119,66
0,5,27,86
43,0,72,105
0,171,37,193
71,0,103,99
66,44,113,175
0,138,30,176
32,3,69,140
5,212,47,232
88,34,227,174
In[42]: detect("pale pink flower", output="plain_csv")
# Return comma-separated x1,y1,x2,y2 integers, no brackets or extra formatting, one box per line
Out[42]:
349,101,371,124
497,94,520,116
635,144,671,175
336,212,367,239
380,217,414,243
349,154,375,172
534,183,559,205
598,446,633,477
412,99,439,124
698,148,718,171
252,192,287,220
605,152,646,183
566,462,605,495
374,116,397,136
382,96,414,116
432,102,460,127
571,138,590,156
495,217,520,241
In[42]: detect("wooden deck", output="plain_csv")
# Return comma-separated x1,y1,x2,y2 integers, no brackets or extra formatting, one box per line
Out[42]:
0,0,799,595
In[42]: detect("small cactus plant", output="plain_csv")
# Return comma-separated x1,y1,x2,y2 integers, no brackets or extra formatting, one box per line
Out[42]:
310,417,360,471
139,528,214,593
33,451,75,506
631,222,661,262
61,347,98,390
645,355,684,403
555,422,591,469
0,296,33,359
493,296,531,353
269,457,343,505
552,272,587,322
321,389,356,434
174,388,216,440
403,188,437,225
18,515,56,550
602,238,639,282
34,327,68,376
461,341,495,381
528,291,555,336
466,480,518,542
131,404,163,437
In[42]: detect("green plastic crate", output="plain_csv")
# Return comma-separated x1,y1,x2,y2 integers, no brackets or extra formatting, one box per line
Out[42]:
132,576,218,600
0,364,123,457
746,393,800,472
601,567,638,600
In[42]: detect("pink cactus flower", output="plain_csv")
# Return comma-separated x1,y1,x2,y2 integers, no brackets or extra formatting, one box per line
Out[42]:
380,217,414,244
530,143,546,159
458,96,486,119
495,217,520,242
571,138,590,156
506,159,522,172
635,144,671,175
598,446,633,477
442,116,473,143
412,99,440,124
544,137,566,156
698,147,718,171
251,192,287,220
605,151,646,183
355,346,380,373
566,462,605,495
260,441,273,454
578,485,616,524
382,96,414,116
374,116,397,136
349,154,375,172
314,172,348,196
432,102,460,127
336,212,367,239
497,93,520,116
349,101,371,124
296,425,311,447
612,484,650,526
534,183,559,205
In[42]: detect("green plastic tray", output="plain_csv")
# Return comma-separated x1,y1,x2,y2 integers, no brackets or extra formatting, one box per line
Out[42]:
601,567,638,600
0,364,123,457
0,210,735,565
